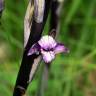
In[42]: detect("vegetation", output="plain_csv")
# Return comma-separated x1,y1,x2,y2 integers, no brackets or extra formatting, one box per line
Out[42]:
0,0,96,96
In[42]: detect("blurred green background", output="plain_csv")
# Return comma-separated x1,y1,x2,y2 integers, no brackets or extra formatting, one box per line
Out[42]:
0,0,96,96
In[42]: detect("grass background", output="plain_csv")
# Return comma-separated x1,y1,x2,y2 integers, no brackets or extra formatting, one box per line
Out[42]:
0,0,96,96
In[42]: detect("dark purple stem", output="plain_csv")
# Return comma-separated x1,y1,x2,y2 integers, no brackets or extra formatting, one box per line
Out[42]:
13,0,52,96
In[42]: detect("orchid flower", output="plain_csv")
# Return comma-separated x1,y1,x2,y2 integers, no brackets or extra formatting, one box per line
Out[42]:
28,31,69,63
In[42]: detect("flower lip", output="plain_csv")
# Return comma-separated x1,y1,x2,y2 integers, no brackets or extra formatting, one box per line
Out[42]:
41,50,55,63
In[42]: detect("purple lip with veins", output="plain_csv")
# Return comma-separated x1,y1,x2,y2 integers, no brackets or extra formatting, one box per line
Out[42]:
28,35,69,63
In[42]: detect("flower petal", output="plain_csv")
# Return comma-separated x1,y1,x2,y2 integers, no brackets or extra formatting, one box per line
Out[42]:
41,50,55,63
38,35,57,49
54,43,69,54
28,43,40,56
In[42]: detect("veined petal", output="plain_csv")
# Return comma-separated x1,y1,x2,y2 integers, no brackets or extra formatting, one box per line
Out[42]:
41,50,55,63
28,43,40,56
54,43,69,54
38,35,57,49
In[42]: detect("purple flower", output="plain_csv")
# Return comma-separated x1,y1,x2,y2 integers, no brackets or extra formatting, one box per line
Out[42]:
28,35,69,63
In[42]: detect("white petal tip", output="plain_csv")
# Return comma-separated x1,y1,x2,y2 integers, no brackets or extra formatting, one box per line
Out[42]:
27,53,32,56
